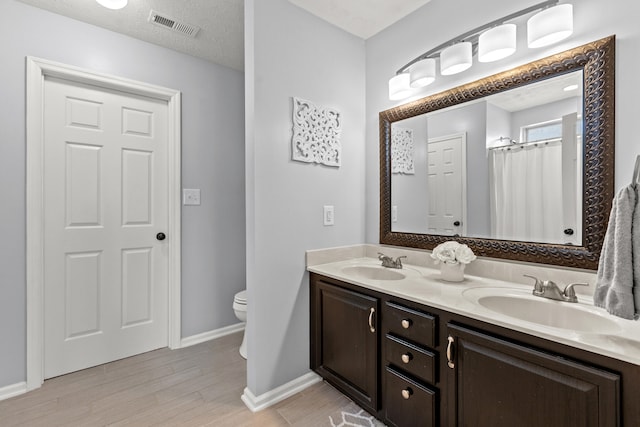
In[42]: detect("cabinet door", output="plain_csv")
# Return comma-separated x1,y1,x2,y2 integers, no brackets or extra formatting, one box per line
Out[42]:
446,324,619,427
311,279,379,412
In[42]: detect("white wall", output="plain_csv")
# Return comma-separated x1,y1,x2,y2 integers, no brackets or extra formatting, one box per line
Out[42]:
366,0,640,243
0,0,245,388
246,0,366,396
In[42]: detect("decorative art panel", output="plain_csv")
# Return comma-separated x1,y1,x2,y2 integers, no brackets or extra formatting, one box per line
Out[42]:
291,97,341,167
391,127,414,174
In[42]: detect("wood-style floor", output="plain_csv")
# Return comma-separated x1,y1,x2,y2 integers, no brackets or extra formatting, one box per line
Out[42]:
0,332,362,426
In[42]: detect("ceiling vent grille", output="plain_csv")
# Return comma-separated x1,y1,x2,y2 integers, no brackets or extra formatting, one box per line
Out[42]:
148,10,200,38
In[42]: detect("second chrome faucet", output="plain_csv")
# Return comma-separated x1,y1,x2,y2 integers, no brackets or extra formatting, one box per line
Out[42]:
524,275,588,303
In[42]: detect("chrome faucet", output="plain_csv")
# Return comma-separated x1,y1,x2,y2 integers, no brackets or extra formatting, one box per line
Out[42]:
523,275,588,303
378,253,407,269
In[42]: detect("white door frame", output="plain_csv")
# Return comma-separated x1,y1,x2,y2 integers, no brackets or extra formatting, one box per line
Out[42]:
26,57,182,390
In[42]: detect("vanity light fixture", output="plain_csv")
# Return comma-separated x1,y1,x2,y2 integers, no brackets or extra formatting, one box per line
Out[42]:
527,4,573,48
95,0,128,10
388,0,573,101
478,24,517,62
389,72,412,101
409,58,436,88
440,42,473,75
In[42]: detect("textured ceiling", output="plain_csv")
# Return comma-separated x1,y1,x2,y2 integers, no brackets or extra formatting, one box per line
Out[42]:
17,0,245,71
17,0,431,71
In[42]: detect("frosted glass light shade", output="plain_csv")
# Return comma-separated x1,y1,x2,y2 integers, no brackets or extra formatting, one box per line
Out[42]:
96,0,128,9
440,42,472,75
527,4,573,48
389,73,412,101
409,58,436,88
478,24,517,62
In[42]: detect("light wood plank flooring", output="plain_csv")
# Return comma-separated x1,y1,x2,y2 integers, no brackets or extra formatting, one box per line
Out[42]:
0,332,364,426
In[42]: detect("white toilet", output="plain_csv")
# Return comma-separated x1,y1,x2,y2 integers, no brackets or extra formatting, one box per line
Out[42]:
233,290,247,359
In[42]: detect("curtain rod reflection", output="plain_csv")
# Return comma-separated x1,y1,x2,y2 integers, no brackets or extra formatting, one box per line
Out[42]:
489,137,562,150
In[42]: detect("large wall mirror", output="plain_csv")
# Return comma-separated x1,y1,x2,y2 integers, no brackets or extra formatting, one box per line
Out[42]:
380,36,615,270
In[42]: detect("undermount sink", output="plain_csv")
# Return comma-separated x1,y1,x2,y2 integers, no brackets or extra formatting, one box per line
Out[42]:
340,265,406,281
462,287,621,333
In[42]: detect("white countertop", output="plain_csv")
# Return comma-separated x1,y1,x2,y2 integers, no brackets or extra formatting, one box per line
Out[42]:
308,257,640,366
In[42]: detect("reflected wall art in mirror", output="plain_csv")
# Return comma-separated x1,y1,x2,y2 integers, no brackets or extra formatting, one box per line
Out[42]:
379,36,615,269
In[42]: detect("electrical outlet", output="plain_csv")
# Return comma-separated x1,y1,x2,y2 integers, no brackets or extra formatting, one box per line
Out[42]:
323,205,334,226
183,189,201,205
392,205,398,222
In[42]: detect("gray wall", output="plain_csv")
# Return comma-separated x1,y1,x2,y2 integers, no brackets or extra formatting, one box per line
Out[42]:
391,115,429,233
365,0,640,243
511,97,581,141
246,0,366,396
0,0,245,388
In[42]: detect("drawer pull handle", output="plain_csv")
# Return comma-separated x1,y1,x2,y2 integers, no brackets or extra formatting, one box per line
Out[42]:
401,388,413,400
401,353,412,364
368,307,376,333
447,335,455,369
401,319,412,329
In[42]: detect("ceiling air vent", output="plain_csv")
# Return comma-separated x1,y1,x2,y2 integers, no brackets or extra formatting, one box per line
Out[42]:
148,10,200,38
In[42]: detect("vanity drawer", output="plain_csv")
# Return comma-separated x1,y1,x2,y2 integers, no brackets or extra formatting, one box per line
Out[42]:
384,367,436,427
384,301,437,348
385,334,436,384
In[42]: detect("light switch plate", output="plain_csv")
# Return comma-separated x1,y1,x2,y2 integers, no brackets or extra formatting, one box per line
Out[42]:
323,205,334,226
183,189,201,205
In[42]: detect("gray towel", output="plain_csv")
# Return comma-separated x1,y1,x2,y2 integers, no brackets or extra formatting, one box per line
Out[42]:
593,184,640,320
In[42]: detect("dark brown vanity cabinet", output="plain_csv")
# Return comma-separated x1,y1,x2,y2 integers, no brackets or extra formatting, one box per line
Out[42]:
310,274,635,426
310,274,379,413
446,324,620,427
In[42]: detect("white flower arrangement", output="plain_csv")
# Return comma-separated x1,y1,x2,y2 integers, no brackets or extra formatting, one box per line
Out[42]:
430,241,477,265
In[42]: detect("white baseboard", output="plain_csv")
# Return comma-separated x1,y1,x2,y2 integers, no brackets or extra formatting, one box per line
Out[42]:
0,381,27,401
241,371,322,412
180,322,245,348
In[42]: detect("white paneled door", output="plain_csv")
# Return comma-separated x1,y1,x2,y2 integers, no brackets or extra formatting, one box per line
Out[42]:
43,77,169,379
426,133,466,236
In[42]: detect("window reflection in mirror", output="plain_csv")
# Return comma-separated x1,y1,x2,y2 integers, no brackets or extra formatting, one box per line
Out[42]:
390,70,583,246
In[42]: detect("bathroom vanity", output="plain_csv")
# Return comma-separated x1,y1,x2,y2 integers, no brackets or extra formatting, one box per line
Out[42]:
308,257,640,427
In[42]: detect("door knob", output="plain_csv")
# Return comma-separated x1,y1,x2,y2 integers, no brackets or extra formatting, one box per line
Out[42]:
156,232,166,241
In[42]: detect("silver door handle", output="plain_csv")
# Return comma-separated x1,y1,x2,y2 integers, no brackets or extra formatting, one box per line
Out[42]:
447,335,455,369
368,307,376,333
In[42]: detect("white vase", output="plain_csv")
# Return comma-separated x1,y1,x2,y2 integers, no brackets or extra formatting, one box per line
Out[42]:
440,262,465,282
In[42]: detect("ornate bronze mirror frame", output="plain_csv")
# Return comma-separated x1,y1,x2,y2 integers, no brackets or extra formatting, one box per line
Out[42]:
379,36,615,269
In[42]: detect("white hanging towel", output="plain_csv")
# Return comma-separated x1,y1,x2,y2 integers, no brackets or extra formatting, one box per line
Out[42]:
593,157,640,320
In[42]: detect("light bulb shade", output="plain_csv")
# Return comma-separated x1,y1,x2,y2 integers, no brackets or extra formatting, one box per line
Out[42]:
527,4,573,48
389,73,412,101
478,24,516,62
440,42,472,75
409,58,436,88
96,0,128,9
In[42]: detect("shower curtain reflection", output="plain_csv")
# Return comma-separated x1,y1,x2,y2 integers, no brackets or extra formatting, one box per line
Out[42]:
490,141,565,243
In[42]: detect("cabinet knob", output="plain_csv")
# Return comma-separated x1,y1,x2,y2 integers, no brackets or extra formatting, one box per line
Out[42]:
401,319,412,329
401,388,413,400
401,353,412,364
